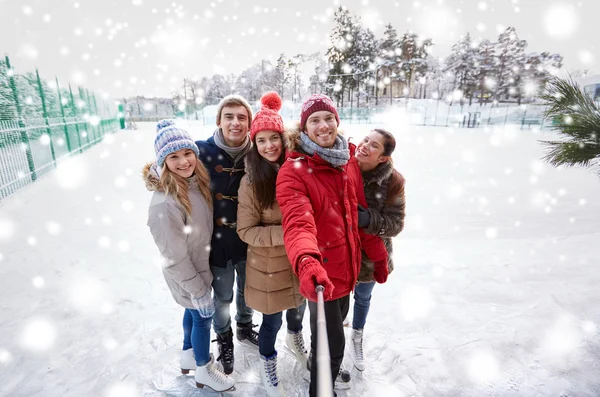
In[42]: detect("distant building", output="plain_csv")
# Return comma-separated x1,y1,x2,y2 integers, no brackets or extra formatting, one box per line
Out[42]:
576,74,600,101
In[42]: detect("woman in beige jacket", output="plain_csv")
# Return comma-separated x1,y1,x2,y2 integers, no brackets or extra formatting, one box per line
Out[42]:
237,92,307,397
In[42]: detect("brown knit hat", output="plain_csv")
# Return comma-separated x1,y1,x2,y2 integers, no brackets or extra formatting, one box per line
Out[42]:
215,94,253,126
250,92,284,141
299,94,340,132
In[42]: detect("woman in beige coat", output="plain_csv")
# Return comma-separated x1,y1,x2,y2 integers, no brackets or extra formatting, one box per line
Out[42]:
237,92,307,397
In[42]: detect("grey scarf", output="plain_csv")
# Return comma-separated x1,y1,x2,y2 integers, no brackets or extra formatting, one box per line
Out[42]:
299,132,350,167
213,128,251,165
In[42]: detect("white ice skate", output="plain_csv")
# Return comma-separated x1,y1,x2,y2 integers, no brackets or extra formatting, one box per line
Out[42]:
194,354,235,392
285,330,308,369
260,352,286,397
180,348,196,374
350,328,365,372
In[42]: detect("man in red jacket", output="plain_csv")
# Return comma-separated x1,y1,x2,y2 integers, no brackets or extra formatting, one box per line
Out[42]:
276,94,388,397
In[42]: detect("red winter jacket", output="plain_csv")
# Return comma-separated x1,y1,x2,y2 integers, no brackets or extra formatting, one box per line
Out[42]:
276,128,388,301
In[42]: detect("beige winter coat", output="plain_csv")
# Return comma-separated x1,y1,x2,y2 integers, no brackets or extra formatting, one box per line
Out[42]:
237,175,304,314
143,163,213,309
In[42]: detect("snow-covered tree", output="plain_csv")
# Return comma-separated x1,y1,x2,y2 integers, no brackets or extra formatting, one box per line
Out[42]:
272,54,292,99
308,55,329,95
206,74,232,104
378,23,402,103
493,27,527,101
0,59,17,119
444,33,479,104
326,6,361,106
348,25,378,107
399,31,434,98
475,39,496,103
520,52,563,101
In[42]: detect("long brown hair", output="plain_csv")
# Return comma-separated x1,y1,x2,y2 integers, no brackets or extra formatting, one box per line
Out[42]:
160,160,213,217
245,134,287,212
373,128,405,205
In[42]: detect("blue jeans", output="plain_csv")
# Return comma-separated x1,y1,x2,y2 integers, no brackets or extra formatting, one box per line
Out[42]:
258,301,307,357
211,259,254,335
182,309,212,366
352,281,376,330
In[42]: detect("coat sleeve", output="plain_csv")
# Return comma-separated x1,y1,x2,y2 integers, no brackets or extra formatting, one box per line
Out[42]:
237,176,284,247
364,178,406,237
276,162,322,274
353,166,388,263
148,201,209,299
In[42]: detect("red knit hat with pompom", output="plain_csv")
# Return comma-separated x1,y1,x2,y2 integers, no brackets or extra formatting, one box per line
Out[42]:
250,91,284,141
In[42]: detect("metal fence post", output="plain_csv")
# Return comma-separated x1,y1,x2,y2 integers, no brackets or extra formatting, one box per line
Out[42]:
55,77,72,153
5,54,37,181
36,69,57,167
91,93,105,137
68,84,84,152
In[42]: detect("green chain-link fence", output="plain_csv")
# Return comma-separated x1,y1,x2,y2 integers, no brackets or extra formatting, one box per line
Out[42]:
1,54,120,200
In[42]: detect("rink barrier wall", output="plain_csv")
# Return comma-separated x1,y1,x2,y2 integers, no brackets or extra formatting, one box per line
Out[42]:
158,100,551,129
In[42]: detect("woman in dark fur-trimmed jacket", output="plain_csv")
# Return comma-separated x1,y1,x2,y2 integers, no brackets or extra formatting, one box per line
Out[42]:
348,128,406,372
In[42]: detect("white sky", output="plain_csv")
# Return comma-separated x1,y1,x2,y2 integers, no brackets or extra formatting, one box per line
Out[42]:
1,0,598,99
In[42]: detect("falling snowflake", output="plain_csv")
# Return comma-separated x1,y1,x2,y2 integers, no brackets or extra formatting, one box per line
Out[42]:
20,318,57,351
104,338,119,350
121,201,134,211
32,276,45,288
0,218,15,240
46,221,61,235
104,382,138,397
543,4,578,39
98,236,111,248
114,176,127,188
399,285,434,321
467,350,500,383
118,240,130,252
0,349,12,363
55,156,88,189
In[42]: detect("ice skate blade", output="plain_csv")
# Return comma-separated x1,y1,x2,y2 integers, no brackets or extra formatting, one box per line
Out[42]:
195,382,236,392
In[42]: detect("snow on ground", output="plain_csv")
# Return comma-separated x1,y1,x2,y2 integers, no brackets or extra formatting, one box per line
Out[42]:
1,120,600,397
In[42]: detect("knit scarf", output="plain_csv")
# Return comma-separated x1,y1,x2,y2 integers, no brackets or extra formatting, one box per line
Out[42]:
299,132,350,167
213,128,251,165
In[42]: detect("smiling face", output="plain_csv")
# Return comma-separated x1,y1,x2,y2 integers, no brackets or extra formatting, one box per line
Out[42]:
164,148,197,178
304,110,338,148
356,130,388,171
218,105,250,148
254,130,283,163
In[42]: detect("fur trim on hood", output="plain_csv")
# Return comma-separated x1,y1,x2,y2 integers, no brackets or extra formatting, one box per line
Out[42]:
142,162,162,192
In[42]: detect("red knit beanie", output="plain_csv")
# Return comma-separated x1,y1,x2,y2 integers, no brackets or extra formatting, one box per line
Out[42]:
299,94,340,132
250,91,284,141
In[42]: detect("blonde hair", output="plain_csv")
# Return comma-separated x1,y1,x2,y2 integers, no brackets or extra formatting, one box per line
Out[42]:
159,160,213,217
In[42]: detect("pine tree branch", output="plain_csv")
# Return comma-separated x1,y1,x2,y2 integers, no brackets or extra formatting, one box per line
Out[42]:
539,76,600,174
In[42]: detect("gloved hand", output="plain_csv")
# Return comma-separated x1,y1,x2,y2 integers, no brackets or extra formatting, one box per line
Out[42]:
191,291,215,318
373,259,389,284
357,205,371,228
297,255,334,301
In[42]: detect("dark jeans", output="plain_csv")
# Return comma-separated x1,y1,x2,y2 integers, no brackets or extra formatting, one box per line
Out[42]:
352,281,376,330
258,301,307,357
308,295,349,397
211,259,254,335
182,308,212,366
